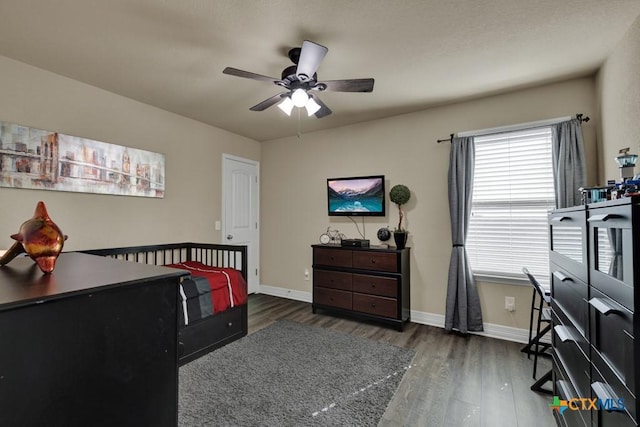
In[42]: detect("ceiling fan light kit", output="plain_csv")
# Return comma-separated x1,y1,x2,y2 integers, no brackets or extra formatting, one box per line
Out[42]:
223,40,374,119
290,88,309,107
305,97,321,116
276,93,321,117
277,96,295,115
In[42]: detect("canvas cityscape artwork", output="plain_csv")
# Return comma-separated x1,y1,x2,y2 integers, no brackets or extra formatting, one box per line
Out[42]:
0,121,165,198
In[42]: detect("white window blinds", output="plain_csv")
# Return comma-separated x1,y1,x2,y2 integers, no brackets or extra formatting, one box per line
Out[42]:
466,127,555,286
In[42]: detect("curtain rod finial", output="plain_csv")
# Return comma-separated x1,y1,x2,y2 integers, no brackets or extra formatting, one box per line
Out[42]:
577,113,590,123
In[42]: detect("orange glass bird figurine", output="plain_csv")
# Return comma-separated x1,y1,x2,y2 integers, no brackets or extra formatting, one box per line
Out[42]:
0,201,68,273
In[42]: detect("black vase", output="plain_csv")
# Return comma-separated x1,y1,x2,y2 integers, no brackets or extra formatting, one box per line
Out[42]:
393,231,408,249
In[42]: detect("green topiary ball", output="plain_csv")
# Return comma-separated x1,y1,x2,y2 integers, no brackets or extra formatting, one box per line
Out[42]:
389,184,410,206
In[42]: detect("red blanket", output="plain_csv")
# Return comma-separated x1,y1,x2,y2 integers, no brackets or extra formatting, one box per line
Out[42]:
166,261,247,313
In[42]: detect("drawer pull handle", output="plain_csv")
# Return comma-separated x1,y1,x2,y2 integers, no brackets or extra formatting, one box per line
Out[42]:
551,216,570,222
554,325,576,343
589,298,621,316
227,322,233,327
591,382,620,407
371,303,376,308
588,213,618,222
557,380,575,400
552,271,572,282
371,259,376,264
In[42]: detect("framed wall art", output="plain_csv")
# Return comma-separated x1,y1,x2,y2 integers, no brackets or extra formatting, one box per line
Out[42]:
0,121,165,198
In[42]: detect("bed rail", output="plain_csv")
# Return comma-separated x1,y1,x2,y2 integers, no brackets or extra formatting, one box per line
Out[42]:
80,242,248,281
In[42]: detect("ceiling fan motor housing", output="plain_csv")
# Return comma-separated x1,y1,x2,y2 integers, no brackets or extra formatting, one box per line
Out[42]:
280,65,319,90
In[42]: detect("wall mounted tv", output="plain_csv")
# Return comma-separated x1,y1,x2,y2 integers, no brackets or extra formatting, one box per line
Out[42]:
327,175,386,216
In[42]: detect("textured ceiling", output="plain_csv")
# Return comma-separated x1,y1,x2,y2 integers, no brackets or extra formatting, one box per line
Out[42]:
0,0,639,142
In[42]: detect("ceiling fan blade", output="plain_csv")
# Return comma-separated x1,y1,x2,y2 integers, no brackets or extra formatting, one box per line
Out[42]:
296,40,328,82
309,94,332,118
320,78,375,93
249,93,286,111
223,67,280,84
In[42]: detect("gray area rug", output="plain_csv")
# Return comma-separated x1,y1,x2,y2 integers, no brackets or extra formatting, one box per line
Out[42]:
179,320,415,426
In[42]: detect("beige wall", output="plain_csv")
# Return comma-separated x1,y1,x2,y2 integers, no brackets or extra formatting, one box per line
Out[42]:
2,39,622,332
0,55,260,251
597,14,640,183
261,77,597,329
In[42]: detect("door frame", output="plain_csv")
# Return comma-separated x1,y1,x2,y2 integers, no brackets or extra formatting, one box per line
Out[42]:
221,153,260,294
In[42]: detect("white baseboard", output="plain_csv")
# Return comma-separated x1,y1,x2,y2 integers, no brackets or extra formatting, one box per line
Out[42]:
258,284,312,303
258,284,539,345
409,309,536,344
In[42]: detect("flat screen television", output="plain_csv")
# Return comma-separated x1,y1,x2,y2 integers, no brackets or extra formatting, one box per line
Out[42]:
327,175,385,216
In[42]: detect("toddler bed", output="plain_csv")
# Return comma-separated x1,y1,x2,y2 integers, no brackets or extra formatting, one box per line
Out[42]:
81,242,248,365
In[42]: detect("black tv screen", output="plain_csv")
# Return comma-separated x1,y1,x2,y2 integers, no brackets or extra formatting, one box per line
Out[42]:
327,175,386,216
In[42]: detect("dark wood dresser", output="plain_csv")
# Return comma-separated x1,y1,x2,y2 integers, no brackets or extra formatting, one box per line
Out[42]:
311,244,410,331
549,197,639,426
0,252,186,427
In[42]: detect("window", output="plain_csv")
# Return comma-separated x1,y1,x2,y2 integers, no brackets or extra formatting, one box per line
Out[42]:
466,126,555,287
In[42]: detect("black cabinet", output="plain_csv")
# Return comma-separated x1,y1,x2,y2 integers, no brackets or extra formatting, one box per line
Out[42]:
311,244,410,331
0,252,185,427
549,198,639,427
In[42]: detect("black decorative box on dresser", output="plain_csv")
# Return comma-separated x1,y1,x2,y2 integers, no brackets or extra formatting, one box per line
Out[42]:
311,244,410,331
0,252,186,427
549,197,640,427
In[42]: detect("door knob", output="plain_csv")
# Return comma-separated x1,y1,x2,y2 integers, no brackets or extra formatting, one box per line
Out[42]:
227,234,233,240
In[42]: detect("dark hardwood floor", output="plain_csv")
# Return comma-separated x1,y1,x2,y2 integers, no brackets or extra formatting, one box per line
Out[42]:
247,293,555,427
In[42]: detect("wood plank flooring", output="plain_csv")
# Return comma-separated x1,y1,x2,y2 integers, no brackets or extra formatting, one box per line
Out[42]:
247,293,555,427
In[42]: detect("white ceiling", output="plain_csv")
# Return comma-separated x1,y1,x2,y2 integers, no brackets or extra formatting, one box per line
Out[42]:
0,0,639,142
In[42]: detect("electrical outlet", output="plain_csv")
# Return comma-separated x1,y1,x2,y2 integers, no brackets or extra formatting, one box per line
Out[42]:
505,296,516,312
304,269,310,281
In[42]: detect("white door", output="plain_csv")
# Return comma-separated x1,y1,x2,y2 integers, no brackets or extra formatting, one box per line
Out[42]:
222,154,259,294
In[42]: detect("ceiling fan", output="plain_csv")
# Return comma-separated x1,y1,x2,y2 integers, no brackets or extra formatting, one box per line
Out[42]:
222,40,374,118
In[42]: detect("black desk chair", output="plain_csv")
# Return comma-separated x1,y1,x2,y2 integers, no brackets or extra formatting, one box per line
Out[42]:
521,267,552,380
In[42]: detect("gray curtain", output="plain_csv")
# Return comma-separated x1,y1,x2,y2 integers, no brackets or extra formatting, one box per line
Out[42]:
445,136,483,333
551,119,586,208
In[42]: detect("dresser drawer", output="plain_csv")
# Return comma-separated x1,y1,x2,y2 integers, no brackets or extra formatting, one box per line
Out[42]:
591,357,635,425
589,287,634,394
314,270,352,291
552,306,589,361
552,317,591,398
592,406,636,427
179,305,244,359
314,287,352,310
352,274,397,297
549,207,588,282
551,264,589,339
553,354,590,427
314,247,352,268
352,251,397,272
588,203,634,311
352,293,397,318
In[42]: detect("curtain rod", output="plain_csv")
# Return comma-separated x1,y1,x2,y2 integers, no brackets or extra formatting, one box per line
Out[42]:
436,113,590,143
437,133,454,144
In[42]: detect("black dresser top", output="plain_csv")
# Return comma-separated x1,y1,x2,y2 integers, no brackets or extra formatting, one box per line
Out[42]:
311,243,409,253
0,252,186,311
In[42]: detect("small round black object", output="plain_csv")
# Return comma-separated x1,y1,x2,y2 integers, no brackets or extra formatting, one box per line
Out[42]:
377,227,391,241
